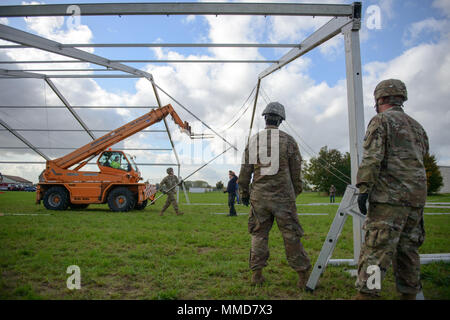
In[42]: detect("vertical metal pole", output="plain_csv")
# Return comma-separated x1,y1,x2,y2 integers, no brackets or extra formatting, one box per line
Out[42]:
247,78,261,144
343,22,365,264
177,164,180,202
148,78,190,204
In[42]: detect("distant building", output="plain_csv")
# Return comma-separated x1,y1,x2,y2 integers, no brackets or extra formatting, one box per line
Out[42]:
189,187,213,193
0,174,33,190
439,166,450,193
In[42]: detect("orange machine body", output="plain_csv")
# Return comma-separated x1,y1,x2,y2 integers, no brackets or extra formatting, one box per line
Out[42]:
36,104,190,211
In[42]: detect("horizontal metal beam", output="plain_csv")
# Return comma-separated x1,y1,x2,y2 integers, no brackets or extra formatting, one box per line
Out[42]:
0,147,172,151
419,253,450,264
259,16,352,79
0,3,354,17
0,60,84,64
0,24,152,79
0,129,167,133
0,74,139,79
0,161,178,166
0,43,300,49
0,59,278,64
0,118,49,160
50,74,140,78
9,69,114,72
329,254,450,266
0,68,45,79
0,105,158,109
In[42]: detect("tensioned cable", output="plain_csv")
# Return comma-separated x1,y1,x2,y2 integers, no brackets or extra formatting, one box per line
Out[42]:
284,120,351,182
283,121,351,185
152,81,238,151
218,84,256,130
260,86,271,104
219,85,257,133
150,146,234,204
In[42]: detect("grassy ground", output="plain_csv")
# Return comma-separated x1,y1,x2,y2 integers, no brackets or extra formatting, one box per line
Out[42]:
0,191,449,300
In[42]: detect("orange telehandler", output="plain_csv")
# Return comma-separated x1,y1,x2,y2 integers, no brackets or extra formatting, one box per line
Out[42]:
36,104,191,212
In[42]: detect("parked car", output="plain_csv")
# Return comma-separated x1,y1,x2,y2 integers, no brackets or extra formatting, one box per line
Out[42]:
24,186,36,192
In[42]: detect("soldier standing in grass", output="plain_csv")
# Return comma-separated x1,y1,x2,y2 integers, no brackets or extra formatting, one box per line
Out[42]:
354,79,429,300
329,184,336,203
238,102,311,289
224,170,238,216
159,167,184,216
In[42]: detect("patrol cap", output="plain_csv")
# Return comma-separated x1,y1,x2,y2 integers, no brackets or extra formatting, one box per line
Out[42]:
374,79,408,101
262,102,286,120
166,167,174,174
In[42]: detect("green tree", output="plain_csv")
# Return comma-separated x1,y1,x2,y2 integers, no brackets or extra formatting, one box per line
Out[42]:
424,153,443,194
216,181,224,191
303,146,351,195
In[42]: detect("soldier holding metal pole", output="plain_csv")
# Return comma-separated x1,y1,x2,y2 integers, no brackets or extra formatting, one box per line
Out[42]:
354,79,429,300
159,167,184,216
239,102,311,289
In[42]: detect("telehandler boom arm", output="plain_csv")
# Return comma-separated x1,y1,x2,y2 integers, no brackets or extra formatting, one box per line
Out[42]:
51,104,191,170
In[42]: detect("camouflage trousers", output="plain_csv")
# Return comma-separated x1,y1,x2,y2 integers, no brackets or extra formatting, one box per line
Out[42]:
248,200,311,272
161,192,179,213
356,202,425,295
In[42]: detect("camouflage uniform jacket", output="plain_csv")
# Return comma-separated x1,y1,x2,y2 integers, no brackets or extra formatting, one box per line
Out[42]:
160,175,179,195
239,125,302,202
356,106,429,207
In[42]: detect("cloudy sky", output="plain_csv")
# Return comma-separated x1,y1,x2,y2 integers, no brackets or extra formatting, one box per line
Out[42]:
0,0,449,186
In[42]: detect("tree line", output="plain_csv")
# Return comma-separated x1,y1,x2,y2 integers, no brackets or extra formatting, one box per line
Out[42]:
302,146,443,195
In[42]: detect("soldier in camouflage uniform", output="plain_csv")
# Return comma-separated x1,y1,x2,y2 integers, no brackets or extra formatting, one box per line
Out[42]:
159,167,184,216
239,102,311,289
355,79,429,300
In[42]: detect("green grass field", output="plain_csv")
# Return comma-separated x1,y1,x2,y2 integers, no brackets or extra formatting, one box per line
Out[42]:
0,191,449,300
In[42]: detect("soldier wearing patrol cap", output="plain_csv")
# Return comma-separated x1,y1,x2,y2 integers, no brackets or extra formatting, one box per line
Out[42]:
239,102,311,289
354,79,429,300
159,167,184,216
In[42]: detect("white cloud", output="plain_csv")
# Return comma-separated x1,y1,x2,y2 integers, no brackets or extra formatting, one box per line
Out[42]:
363,36,450,165
378,0,395,22
184,15,196,24
403,18,450,46
0,18,9,25
432,0,450,17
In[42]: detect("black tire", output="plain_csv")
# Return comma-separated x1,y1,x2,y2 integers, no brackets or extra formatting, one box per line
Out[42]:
43,186,69,211
107,187,136,212
69,203,89,210
134,200,148,210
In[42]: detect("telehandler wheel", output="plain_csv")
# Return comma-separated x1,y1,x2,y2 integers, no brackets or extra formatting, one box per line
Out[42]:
69,203,89,210
43,186,69,211
107,187,136,212
134,200,148,210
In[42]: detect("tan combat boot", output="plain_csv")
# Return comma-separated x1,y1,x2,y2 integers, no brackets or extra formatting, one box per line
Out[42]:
297,270,310,289
400,293,416,300
176,211,184,216
159,211,164,216
251,269,265,286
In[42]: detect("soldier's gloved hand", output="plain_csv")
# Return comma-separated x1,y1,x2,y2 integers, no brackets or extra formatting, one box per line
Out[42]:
358,193,368,215
178,180,184,186
241,197,250,207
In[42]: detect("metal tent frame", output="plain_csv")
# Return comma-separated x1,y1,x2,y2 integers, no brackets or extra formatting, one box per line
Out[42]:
0,2,447,283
